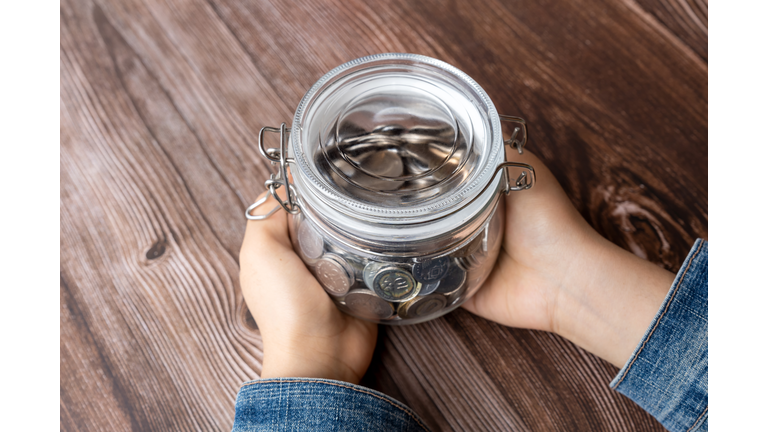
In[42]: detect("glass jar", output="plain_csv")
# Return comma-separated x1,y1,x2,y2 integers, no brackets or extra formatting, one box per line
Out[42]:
247,53,535,325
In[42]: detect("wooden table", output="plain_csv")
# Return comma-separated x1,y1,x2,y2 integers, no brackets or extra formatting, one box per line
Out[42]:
60,0,707,430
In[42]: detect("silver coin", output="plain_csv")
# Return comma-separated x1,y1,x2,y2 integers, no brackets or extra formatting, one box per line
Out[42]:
298,219,325,260
343,289,394,320
324,241,347,256
418,280,441,296
456,252,486,271
347,259,366,283
314,253,354,297
372,266,420,302
325,243,364,279
435,264,466,295
412,257,451,283
398,294,448,319
446,284,468,305
362,261,384,289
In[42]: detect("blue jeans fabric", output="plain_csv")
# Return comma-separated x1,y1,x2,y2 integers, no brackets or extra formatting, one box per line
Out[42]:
233,378,429,431
611,239,708,432
233,240,708,432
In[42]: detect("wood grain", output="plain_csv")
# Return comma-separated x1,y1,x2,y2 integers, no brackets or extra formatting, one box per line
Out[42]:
60,0,707,430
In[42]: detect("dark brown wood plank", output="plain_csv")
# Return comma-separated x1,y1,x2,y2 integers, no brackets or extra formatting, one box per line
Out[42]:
634,0,708,61
60,0,707,429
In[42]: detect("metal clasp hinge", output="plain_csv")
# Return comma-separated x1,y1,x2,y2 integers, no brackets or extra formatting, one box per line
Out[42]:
500,115,528,155
498,115,534,193
498,161,535,193
245,123,301,220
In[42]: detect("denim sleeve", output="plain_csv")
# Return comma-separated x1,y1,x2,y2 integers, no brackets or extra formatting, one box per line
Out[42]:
611,239,708,432
232,377,430,432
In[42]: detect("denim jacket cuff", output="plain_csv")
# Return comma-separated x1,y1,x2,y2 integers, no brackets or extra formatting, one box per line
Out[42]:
233,377,430,431
610,239,708,432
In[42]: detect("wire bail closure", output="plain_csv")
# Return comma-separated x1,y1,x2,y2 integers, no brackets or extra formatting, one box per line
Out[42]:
245,123,301,220
498,115,535,193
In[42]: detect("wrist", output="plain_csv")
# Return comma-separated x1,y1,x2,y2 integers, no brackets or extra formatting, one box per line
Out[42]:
258,322,374,384
551,235,674,368
260,342,363,384
261,358,361,384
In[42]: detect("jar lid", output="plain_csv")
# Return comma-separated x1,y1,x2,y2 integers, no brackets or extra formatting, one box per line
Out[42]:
291,53,503,224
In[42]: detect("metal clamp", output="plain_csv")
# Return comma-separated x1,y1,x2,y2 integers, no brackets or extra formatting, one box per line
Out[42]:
422,114,535,215
498,115,534,192
245,123,301,221
499,161,535,193
500,115,528,155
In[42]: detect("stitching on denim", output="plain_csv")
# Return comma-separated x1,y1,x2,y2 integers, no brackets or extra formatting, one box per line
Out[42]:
686,405,708,432
612,240,704,389
242,379,430,431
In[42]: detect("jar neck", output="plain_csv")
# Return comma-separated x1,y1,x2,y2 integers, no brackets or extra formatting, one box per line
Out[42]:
292,168,504,259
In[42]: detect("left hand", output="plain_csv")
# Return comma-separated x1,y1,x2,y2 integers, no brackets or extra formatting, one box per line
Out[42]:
239,191,378,384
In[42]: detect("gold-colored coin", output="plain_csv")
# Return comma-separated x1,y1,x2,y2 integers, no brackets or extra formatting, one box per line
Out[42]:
398,294,448,319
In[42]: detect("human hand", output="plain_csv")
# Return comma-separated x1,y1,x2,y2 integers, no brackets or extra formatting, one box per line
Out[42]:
239,191,378,384
462,148,675,368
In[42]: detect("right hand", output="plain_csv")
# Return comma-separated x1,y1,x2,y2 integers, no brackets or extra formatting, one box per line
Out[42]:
462,149,675,368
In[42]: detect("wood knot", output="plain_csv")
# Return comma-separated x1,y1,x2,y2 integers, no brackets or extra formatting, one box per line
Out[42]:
590,179,693,270
145,239,167,260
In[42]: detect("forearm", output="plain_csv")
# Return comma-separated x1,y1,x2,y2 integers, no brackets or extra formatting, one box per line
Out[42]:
552,233,675,368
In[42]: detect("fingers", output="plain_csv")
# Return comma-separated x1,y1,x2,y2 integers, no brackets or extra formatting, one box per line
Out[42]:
241,190,303,303
242,189,291,253
504,148,571,209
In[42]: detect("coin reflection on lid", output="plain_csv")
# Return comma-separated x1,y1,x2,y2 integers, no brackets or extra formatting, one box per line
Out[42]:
298,219,325,259
435,264,466,295
372,266,420,302
398,294,448,319
314,253,354,297
343,289,394,320
412,257,451,283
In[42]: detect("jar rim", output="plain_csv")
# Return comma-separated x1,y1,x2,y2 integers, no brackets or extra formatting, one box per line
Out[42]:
290,53,503,224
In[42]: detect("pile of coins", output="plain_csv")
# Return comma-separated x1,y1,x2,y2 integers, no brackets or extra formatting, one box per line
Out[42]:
291,208,503,323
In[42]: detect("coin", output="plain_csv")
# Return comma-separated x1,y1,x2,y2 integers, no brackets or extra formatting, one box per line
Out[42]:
343,289,394,320
347,259,366,283
325,243,364,279
418,280,441,296
314,253,354,297
456,252,486,271
398,294,448,319
435,264,466,295
446,284,468,305
412,257,451,283
298,219,325,260
362,261,384,290
372,266,420,302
